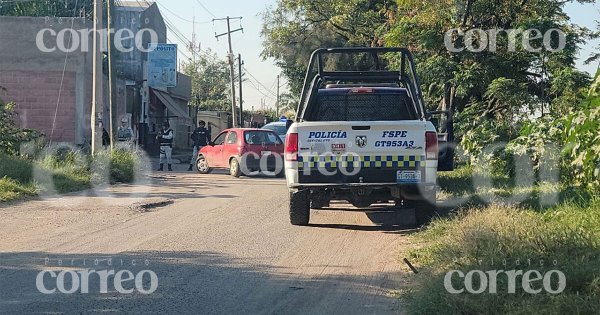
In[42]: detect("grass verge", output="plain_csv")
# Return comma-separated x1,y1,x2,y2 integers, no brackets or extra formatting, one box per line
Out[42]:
403,167,600,314
0,177,38,202
0,149,146,202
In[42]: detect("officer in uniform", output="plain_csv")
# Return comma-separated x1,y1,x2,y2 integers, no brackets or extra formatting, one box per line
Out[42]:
156,122,174,171
117,118,134,148
188,120,211,171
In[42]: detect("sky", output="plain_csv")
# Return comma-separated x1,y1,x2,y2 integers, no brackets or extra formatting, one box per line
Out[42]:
153,0,600,111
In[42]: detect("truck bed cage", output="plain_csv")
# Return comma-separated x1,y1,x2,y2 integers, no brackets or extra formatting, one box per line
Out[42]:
297,47,427,121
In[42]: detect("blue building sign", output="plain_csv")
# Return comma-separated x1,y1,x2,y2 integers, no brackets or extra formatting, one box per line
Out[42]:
148,43,177,88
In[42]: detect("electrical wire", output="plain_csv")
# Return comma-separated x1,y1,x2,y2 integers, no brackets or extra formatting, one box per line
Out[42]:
195,0,216,18
50,0,80,143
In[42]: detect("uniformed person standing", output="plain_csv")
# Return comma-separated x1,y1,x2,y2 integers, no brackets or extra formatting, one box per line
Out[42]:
188,120,211,171
156,122,174,171
117,118,134,149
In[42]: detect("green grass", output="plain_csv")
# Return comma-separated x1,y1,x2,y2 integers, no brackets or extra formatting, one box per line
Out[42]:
403,167,600,315
0,154,33,184
0,177,37,202
0,149,146,202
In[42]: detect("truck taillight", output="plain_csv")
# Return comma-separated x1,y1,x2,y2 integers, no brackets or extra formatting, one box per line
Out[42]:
425,131,438,160
285,133,299,161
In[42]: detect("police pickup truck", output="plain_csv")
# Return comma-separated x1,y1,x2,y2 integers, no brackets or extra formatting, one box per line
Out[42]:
284,47,454,226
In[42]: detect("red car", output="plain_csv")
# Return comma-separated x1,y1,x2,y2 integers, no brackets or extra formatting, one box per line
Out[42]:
196,128,285,177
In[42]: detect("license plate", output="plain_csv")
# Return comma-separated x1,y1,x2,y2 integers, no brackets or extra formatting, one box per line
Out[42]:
261,151,272,156
397,170,421,183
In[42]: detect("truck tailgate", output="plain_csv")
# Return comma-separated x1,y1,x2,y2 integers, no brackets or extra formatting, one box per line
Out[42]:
296,121,427,184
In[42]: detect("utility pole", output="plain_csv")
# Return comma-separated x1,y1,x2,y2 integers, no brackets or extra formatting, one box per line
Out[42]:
238,54,244,127
106,0,115,150
190,17,201,124
91,0,104,154
276,75,280,117
214,16,243,128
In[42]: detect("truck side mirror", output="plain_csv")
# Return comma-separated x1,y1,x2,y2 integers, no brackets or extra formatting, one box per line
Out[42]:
286,119,293,131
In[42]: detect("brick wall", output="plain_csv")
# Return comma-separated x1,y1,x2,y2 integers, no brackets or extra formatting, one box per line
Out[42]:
0,70,77,143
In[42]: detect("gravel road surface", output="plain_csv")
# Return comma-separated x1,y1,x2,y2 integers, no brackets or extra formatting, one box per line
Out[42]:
0,168,416,314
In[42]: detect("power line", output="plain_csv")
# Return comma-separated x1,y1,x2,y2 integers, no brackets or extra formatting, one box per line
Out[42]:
50,0,80,143
243,66,277,96
156,2,211,24
195,0,216,18
213,16,243,127
247,80,276,101
142,0,281,107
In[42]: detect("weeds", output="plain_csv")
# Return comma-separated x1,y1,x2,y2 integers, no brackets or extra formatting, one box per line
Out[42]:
0,148,147,202
403,167,600,315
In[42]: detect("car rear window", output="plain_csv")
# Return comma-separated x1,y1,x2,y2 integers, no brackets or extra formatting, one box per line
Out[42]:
244,131,282,145
263,124,287,135
305,89,417,121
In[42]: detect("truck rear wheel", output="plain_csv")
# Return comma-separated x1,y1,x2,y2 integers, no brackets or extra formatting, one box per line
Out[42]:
289,190,310,226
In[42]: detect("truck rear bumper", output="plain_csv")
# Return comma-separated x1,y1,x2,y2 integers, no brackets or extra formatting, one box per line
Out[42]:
288,182,436,189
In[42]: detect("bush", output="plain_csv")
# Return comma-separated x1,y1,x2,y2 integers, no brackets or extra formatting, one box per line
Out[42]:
92,149,147,184
49,169,92,194
507,93,599,192
0,154,33,183
0,99,42,156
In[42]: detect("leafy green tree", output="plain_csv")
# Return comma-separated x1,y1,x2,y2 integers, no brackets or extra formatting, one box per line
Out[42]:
261,0,396,95
182,51,231,112
387,0,593,115
0,0,95,18
278,92,299,119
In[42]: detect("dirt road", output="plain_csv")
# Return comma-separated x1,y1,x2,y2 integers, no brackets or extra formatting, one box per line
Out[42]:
0,169,415,314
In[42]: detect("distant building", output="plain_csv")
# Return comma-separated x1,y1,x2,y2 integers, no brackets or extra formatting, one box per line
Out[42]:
0,16,94,145
197,111,232,138
0,2,192,151
114,1,192,151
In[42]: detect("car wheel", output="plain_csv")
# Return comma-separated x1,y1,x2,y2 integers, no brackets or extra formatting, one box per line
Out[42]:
229,158,242,177
196,156,211,174
289,190,310,226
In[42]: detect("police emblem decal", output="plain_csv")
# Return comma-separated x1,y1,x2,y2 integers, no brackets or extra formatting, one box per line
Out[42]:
356,136,367,148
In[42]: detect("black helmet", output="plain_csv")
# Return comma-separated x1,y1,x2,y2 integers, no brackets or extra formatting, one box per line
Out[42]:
162,121,170,128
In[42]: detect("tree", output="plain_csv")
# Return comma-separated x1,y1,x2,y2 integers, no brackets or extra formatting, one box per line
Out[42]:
585,20,600,65
385,0,593,117
0,0,95,18
182,51,231,112
261,0,396,95
278,92,300,119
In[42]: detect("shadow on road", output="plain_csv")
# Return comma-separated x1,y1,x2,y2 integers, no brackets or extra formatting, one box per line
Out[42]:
309,204,419,234
0,251,402,314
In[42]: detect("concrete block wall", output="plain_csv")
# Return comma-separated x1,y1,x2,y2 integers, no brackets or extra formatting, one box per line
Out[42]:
0,70,77,143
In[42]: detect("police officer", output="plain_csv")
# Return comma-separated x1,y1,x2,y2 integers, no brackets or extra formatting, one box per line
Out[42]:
188,120,211,171
117,118,134,148
156,122,174,171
